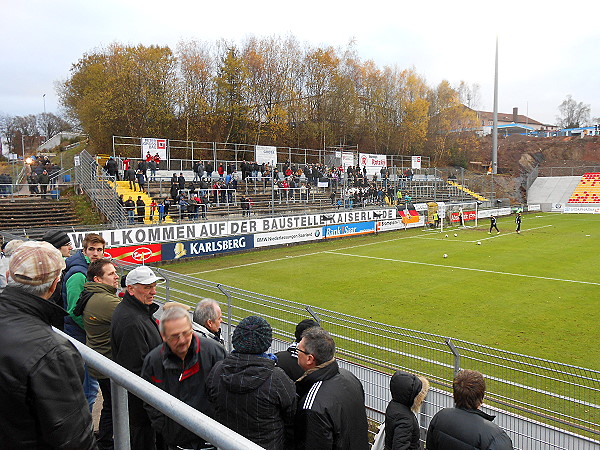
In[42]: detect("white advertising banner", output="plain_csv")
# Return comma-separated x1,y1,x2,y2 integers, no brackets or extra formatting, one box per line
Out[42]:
563,206,600,214
341,152,355,168
359,153,387,175
527,204,541,212
68,209,396,249
411,155,422,169
141,138,167,161
551,203,564,212
254,228,322,247
255,145,278,165
477,207,512,219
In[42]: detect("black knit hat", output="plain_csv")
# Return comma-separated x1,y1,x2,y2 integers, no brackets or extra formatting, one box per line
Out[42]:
232,316,272,354
295,319,318,342
41,230,71,249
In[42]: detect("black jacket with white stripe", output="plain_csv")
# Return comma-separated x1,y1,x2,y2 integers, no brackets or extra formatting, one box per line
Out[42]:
295,359,369,450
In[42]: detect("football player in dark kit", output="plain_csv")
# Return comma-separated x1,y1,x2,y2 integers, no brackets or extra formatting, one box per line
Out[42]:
515,212,522,233
489,215,500,234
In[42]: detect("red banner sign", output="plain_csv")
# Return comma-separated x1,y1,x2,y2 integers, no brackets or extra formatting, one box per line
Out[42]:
104,244,162,263
450,210,476,223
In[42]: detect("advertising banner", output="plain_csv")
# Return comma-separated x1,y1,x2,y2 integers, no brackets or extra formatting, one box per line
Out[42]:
359,153,387,176
477,207,512,219
411,155,422,169
527,204,541,212
450,210,476,223
564,206,600,214
255,145,278,165
162,235,253,261
68,209,395,249
254,228,322,247
322,221,375,239
141,138,167,161
104,244,162,264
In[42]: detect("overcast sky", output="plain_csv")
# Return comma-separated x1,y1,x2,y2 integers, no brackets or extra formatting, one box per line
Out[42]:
2,0,598,126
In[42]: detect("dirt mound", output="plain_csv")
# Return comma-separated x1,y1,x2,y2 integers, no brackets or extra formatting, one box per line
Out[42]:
476,135,600,175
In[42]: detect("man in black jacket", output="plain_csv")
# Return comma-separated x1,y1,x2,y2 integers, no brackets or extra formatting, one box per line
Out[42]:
142,304,226,449
426,369,513,450
295,327,369,450
0,241,96,449
275,318,318,381
111,265,165,450
206,316,297,450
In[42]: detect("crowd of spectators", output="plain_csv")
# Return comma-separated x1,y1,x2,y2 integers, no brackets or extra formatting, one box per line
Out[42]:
0,236,515,449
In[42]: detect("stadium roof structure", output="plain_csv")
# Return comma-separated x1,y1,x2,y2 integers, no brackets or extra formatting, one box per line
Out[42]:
495,123,534,136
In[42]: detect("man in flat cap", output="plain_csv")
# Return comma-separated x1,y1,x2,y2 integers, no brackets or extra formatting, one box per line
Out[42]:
0,241,96,449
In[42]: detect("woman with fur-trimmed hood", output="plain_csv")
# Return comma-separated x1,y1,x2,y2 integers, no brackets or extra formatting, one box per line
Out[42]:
384,371,430,450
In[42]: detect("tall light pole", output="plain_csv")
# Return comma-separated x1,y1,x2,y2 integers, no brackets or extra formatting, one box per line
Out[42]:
43,94,46,114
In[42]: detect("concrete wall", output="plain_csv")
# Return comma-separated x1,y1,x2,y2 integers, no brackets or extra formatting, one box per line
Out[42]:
528,176,581,212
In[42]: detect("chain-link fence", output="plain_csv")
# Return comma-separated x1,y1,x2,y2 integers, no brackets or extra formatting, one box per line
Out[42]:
134,264,599,449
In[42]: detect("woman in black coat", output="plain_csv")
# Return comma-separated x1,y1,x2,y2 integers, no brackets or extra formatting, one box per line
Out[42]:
384,371,429,450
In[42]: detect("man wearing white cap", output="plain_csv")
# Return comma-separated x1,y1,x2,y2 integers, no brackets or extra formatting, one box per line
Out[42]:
0,241,96,449
110,265,165,450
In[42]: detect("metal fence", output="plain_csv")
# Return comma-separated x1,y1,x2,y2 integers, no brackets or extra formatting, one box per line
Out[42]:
74,150,127,227
54,328,263,450
143,265,599,450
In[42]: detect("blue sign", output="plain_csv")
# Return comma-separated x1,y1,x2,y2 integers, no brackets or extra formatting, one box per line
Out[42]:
322,221,375,239
162,234,254,260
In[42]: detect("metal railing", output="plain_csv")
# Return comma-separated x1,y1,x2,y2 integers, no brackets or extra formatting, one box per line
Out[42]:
142,265,599,450
75,150,127,227
539,166,600,177
54,328,262,450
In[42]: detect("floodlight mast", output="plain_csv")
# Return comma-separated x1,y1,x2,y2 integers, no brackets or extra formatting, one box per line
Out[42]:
492,36,499,176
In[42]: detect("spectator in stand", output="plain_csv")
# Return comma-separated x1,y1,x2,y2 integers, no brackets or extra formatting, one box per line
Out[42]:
79,259,121,450
192,298,225,345
149,198,157,222
148,158,157,182
137,159,148,180
153,152,160,166
217,163,225,180
124,196,136,225
145,151,152,162
384,371,429,450
117,193,124,209
39,169,50,196
40,230,73,330
136,170,146,193
0,241,96,449
206,316,297,449
125,166,137,191
122,156,130,172
104,156,119,180
193,160,201,182
294,327,369,450
28,171,40,195
142,303,226,449
426,370,513,450
178,172,186,191
275,319,318,381
0,240,25,294
111,265,165,449
136,195,146,224
63,233,106,412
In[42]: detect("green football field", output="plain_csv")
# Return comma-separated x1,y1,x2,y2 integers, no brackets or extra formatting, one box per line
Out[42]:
165,212,600,370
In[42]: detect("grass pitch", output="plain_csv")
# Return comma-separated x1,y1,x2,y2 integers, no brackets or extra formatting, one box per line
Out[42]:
166,212,599,370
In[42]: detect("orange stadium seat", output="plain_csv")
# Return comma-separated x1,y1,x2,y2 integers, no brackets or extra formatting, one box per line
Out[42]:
568,173,600,203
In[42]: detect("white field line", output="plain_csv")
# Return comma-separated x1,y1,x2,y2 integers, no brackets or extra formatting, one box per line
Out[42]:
469,224,553,242
185,222,555,275
323,251,600,286
186,232,425,275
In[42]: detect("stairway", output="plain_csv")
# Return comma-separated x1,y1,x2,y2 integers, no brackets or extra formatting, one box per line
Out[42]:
109,181,173,224
0,198,80,230
447,181,489,202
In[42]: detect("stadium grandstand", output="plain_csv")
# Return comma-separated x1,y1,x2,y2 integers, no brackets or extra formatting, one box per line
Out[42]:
0,138,598,449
